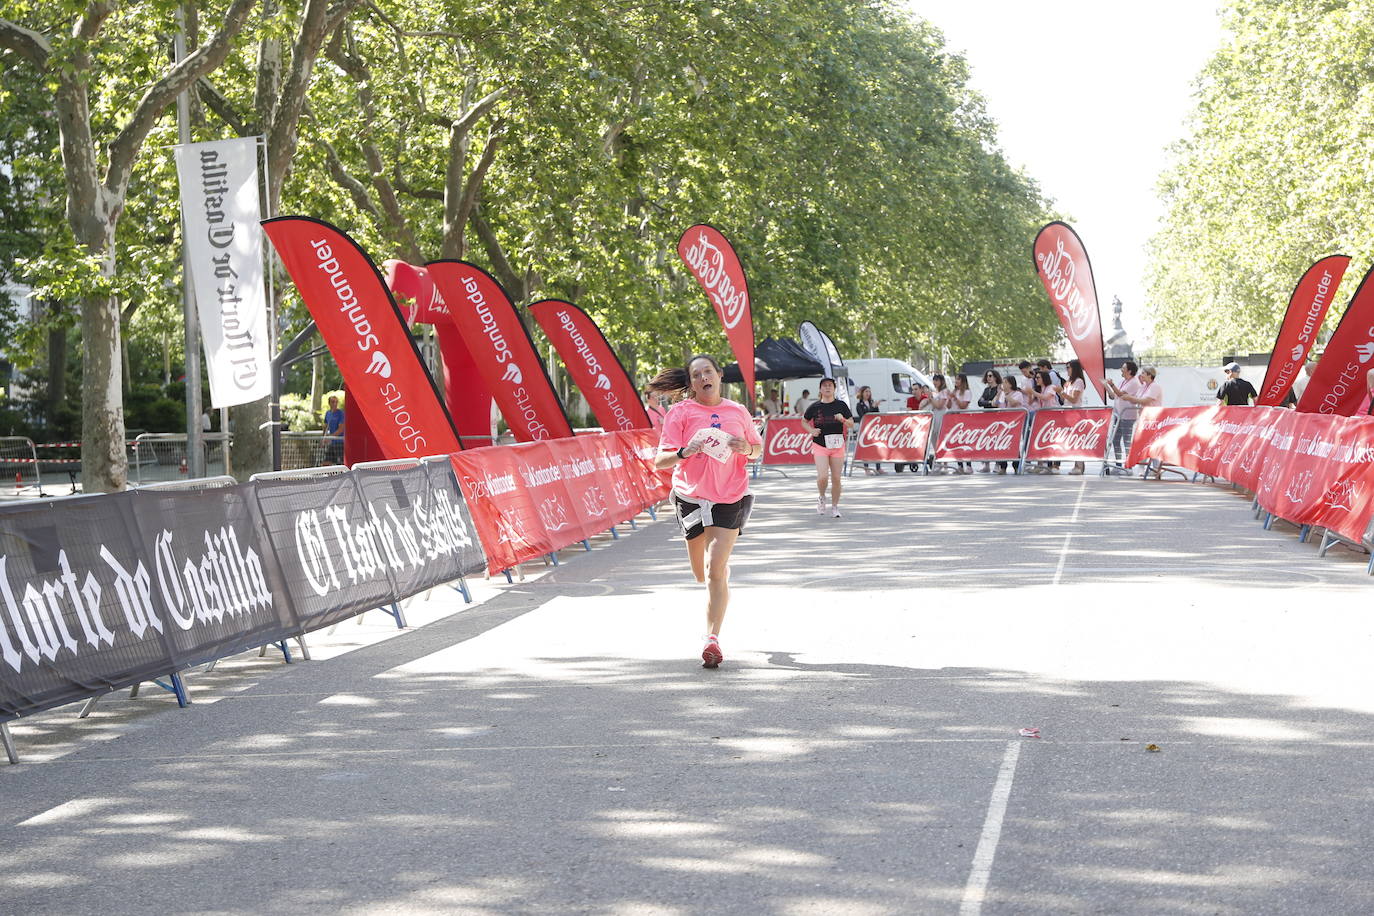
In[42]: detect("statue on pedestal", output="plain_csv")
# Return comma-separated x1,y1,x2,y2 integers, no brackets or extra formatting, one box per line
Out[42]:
1105,295,1134,358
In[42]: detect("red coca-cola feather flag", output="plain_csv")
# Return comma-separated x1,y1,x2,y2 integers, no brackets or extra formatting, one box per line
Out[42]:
529,300,650,431
1298,262,1374,415
261,217,462,459
1258,255,1350,406
678,225,755,398
1033,222,1106,400
427,261,575,441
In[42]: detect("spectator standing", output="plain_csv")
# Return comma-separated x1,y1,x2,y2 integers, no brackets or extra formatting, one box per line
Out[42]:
1109,364,1163,476
1292,362,1316,404
1103,360,1143,475
760,387,782,417
1216,362,1258,406
950,374,973,473
1037,358,1064,393
854,385,882,475
975,370,1002,472
1060,359,1088,475
644,388,668,430
1016,360,1036,395
323,396,345,464
652,354,764,669
1028,369,1061,473
793,389,814,416
994,376,1027,473
927,374,953,473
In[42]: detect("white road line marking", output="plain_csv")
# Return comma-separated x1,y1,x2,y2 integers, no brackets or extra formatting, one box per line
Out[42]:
1051,475,1090,585
960,740,1022,916
17,797,116,827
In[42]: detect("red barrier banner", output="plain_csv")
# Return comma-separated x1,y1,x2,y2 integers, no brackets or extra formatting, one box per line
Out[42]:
529,299,650,432
1258,255,1350,406
1298,262,1374,415
616,429,672,505
447,447,549,574
1025,408,1112,461
449,430,672,575
1302,417,1374,544
762,417,815,465
428,261,575,441
261,217,462,458
678,225,755,397
853,413,931,463
933,411,1026,463
1033,222,1106,400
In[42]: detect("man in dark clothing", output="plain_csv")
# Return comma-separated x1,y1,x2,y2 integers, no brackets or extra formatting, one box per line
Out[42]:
1217,362,1258,406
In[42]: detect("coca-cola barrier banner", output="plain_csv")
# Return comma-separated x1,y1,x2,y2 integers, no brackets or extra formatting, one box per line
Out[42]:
1025,408,1112,462
853,413,932,464
1033,222,1107,400
0,431,672,723
934,410,1028,463
262,218,463,458
1297,262,1374,416
530,300,650,432
1258,255,1350,406
762,418,816,465
428,261,575,442
678,225,755,399
1128,405,1374,545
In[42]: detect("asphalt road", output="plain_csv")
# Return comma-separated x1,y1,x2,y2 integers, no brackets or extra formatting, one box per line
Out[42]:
4,470,1374,915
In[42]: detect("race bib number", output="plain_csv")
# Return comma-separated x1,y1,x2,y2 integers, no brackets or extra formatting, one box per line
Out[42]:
824,434,845,450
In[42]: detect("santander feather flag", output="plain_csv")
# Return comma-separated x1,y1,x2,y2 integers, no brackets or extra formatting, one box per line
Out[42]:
1257,255,1350,406
1033,222,1106,400
529,300,650,431
427,261,575,441
678,225,755,398
1297,262,1374,416
261,217,461,458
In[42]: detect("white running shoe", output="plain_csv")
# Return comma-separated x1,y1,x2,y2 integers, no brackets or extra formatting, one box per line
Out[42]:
831,506,841,518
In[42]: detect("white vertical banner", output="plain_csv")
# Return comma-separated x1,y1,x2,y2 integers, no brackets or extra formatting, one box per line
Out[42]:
173,137,270,407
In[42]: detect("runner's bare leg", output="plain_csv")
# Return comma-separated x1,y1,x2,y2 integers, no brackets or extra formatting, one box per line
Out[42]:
814,452,829,502
686,531,707,583
703,526,740,636
829,454,844,506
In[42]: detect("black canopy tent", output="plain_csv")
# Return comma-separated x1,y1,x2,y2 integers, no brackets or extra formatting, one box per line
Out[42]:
721,336,847,383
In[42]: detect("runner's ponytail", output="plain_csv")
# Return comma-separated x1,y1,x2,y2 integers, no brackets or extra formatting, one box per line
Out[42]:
648,354,722,399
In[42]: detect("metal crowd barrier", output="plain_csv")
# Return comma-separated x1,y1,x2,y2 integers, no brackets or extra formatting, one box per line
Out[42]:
131,432,232,485
280,431,342,469
0,436,44,497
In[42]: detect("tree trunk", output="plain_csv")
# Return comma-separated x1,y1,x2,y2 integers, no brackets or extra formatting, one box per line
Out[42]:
80,287,127,493
45,317,68,429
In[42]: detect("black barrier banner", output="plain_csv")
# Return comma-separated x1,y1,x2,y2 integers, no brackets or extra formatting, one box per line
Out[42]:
352,461,486,597
0,487,295,721
251,472,394,634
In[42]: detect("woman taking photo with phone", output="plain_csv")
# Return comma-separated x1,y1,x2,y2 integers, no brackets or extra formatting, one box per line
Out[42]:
803,377,854,516
652,355,764,668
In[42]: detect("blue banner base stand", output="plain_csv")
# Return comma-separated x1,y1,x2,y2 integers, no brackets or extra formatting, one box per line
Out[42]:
379,602,407,629
608,525,620,539
452,578,472,603
258,639,296,663
582,539,591,551
78,670,190,720
2,722,18,765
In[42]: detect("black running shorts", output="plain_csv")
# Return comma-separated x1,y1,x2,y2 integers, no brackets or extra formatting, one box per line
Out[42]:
673,493,754,541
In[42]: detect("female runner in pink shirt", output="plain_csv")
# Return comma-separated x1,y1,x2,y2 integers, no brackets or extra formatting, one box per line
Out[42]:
652,355,764,668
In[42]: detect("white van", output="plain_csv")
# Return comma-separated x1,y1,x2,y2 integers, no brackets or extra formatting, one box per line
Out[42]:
780,358,932,414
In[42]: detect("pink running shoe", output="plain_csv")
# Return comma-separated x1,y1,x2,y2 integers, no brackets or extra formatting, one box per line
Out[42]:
702,636,723,669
